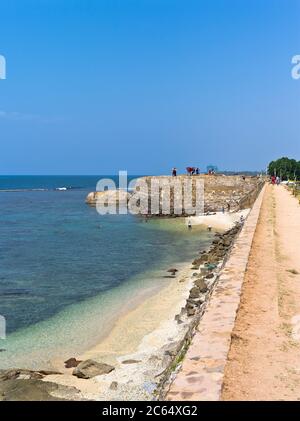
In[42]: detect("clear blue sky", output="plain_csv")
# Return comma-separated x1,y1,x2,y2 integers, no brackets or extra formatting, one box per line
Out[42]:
0,0,299,175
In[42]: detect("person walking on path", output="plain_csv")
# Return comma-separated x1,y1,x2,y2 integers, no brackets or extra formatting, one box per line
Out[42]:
172,167,177,177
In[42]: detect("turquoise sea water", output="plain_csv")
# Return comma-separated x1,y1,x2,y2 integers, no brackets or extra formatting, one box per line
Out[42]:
0,176,214,369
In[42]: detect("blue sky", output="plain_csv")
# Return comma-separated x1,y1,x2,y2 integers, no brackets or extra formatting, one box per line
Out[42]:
0,0,299,174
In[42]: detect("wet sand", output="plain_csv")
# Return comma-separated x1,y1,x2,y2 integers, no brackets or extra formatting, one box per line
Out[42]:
80,262,193,364
45,261,196,399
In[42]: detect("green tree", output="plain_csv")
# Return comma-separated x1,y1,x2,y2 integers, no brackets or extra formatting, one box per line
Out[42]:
268,157,300,180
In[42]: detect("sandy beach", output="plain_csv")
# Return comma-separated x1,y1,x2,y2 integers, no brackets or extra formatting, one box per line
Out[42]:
44,260,196,399
189,209,249,230
41,210,245,400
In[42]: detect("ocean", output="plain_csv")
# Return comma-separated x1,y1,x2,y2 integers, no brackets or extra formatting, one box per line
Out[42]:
0,175,213,369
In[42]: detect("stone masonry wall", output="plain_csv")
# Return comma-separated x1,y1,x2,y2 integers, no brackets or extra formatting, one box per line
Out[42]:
86,175,265,215
138,175,264,215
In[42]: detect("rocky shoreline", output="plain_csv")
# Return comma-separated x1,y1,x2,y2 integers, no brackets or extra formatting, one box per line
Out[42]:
156,222,242,399
0,221,242,401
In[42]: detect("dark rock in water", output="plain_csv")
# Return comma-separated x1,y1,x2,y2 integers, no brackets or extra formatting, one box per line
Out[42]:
189,287,200,299
109,381,118,390
0,379,81,401
167,268,178,275
72,359,115,379
0,349,6,353
0,369,61,382
121,359,141,364
194,278,208,292
64,358,82,368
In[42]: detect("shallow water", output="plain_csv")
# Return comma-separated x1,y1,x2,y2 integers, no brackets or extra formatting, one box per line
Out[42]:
0,176,214,369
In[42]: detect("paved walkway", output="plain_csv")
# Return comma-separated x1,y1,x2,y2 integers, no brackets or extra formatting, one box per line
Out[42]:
166,185,300,401
222,185,300,400
166,185,265,400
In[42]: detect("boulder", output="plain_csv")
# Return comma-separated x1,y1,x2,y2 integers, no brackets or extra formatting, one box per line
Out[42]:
72,359,114,379
186,298,200,307
192,258,201,266
163,339,185,357
0,369,61,382
85,190,131,206
64,358,82,368
174,314,183,324
199,254,208,263
194,278,208,292
0,379,81,401
223,238,232,247
187,307,196,317
109,381,118,390
189,287,200,299
216,250,226,258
